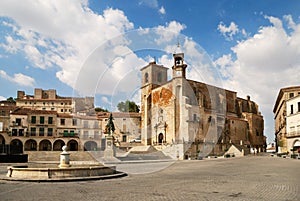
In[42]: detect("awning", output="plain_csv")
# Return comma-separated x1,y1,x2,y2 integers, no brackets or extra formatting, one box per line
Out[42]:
294,141,300,147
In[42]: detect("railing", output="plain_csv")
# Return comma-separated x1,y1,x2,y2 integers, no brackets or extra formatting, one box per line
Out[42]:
287,131,300,137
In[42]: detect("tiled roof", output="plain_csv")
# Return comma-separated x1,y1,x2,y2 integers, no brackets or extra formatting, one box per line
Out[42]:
10,108,57,115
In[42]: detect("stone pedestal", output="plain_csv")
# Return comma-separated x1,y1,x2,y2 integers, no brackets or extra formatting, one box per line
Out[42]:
104,135,116,158
59,146,70,168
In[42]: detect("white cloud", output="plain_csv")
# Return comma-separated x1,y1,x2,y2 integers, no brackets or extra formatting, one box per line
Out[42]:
0,96,6,101
284,14,296,30
0,70,35,86
218,21,239,40
159,6,166,15
155,21,186,44
215,15,300,142
101,96,110,104
0,1,134,88
0,1,191,118
139,0,158,8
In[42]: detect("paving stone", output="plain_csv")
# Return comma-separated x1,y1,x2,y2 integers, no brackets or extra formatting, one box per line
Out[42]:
0,156,299,201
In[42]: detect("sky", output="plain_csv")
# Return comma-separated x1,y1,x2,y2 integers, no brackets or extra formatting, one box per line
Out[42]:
0,0,300,143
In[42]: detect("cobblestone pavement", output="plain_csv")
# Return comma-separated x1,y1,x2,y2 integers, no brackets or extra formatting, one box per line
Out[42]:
0,156,299,201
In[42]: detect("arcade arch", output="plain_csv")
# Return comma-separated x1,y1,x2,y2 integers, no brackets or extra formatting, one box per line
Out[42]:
25,139,37,151
53,140,65,151
84,141,97,151
39,139,52,151
67,140,78,151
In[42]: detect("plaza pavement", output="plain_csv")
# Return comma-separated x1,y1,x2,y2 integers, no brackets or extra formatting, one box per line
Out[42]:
0,156,299,201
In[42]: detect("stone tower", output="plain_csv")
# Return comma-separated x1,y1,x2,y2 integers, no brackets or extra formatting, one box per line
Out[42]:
140,61,168,145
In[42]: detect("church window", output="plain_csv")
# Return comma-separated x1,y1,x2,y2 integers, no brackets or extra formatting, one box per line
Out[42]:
157,72,162,82
145,73,149,83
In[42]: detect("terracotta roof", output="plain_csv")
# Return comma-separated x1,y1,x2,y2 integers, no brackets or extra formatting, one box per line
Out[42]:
10,108,57,115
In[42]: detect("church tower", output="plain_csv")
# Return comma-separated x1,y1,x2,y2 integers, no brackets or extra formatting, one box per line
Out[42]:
172,50,187,79
140,61,168,145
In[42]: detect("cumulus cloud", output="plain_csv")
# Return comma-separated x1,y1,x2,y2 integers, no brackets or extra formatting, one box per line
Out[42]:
215,15,300,141
0,0,134,88
0,0,183,101
159,6,166,15
0,70,35,86
155,21,186,44
218,21,239,40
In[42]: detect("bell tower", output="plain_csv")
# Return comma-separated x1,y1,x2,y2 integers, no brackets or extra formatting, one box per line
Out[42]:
172,48,187,79
140,61,168,145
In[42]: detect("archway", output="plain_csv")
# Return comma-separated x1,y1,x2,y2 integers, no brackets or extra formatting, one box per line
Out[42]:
84,141,97,151
53,140,65,151
67,140,78,151
0,134,5,144
158,133,164,144
25,139,37,151
293,140,300,153
10,139,23,153
39,140,52,151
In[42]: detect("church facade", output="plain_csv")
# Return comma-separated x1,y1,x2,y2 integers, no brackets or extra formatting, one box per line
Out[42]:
140,51,266,159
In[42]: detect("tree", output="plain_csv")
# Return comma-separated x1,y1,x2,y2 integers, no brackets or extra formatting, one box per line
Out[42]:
117,100,140,113
7,97,16,103
95,107,109,112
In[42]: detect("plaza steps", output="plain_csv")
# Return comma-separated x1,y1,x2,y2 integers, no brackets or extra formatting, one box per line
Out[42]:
117,145,171,161
25,151,97,162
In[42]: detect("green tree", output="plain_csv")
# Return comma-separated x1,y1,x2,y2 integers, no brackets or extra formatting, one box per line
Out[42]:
7,97,16,103
117,100,140,113
95,107,109,112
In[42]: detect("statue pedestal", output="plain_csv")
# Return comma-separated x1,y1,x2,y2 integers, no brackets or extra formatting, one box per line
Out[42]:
104,135,116,158
59,146,70,168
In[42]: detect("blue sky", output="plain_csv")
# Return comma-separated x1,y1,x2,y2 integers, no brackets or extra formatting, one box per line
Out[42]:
0,0,300,143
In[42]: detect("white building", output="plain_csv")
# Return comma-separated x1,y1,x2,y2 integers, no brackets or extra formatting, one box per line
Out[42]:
286,95,300,153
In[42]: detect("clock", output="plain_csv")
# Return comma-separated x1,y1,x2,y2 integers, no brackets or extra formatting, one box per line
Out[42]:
176,70,182,76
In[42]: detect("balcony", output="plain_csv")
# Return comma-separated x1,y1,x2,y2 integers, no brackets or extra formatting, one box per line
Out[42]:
59,132,79,138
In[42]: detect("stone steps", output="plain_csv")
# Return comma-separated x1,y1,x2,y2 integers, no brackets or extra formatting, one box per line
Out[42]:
25,151,97,162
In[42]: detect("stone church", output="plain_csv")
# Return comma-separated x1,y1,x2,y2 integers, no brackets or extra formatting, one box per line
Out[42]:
140,50,265,159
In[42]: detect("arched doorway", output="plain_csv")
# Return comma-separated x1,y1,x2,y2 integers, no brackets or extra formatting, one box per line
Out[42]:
293,140,300,153
0,134,5,144
10,139,23,153
53,140,65,151
25,139,37,151
39,140,52,151
84,141,97,151
67,140,78,151
158,133,164,144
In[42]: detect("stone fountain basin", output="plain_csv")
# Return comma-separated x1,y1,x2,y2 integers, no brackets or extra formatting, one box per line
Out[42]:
5,164,126,182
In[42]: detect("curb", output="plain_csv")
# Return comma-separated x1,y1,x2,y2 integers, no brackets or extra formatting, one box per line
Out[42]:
0,171,127,182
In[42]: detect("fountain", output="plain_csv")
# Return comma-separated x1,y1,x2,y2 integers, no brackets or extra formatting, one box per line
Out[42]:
3,146,127,182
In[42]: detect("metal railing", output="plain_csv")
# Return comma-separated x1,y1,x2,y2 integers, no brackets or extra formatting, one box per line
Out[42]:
287,131,300,137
